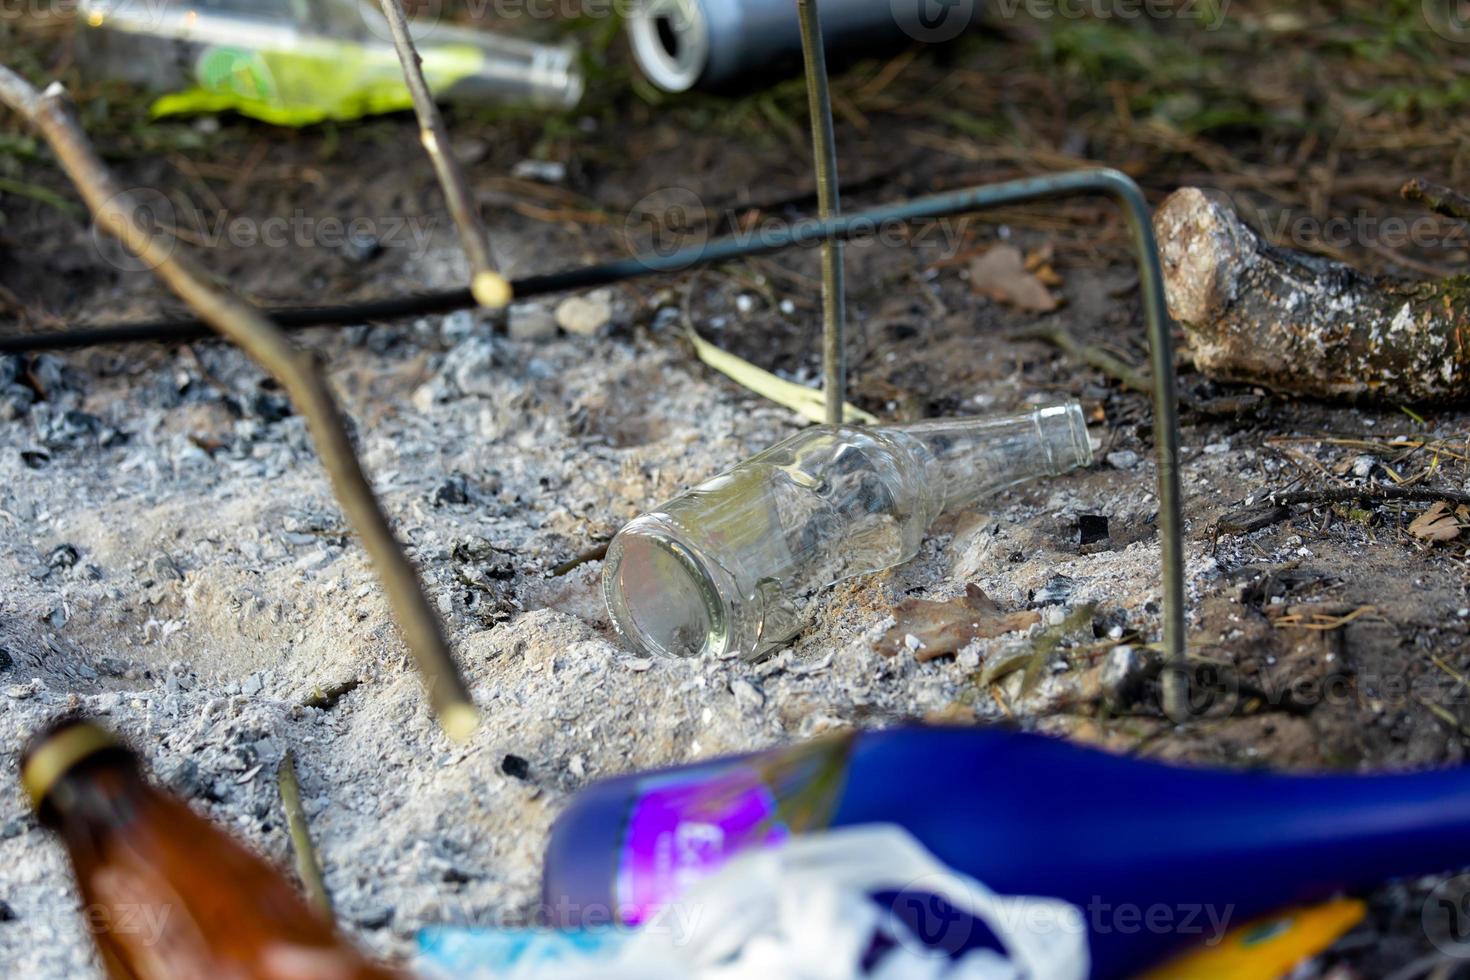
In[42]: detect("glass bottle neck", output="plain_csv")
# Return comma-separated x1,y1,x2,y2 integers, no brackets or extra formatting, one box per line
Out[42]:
886,403,1094,515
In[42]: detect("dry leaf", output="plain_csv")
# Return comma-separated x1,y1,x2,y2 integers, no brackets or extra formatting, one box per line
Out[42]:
1032,264,1064,287
1024,244,1064,286
1408,501,1462,542
877,583,1041,662
969,244,1060,312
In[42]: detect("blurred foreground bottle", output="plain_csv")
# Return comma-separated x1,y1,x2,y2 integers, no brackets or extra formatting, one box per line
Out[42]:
603,402,1092,660
22,718,405,980
77,0,582,125
544,726,1470,978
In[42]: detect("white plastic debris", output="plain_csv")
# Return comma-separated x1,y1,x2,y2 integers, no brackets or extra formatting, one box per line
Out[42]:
417,825,1088,980
556,293,614,336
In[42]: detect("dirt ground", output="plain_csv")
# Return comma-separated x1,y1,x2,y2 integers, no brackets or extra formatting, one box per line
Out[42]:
3,2,1470,977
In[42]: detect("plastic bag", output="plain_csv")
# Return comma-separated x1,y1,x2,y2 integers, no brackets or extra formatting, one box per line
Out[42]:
417,824,1088,980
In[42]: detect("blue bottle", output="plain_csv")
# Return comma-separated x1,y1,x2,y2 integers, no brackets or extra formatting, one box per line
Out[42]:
543,726,1470,978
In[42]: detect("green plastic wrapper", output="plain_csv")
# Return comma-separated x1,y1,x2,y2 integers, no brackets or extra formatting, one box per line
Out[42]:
151,40,485,125
78,0,582,127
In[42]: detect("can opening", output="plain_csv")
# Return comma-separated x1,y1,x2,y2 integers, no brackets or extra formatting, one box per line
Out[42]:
628,0,709,93
656,14,681,60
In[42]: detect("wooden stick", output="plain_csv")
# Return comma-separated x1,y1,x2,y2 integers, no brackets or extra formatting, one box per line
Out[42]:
376,0,510,309
0,67,479,740
1155,187,1470,403
277,751,332,917
796,0,848,425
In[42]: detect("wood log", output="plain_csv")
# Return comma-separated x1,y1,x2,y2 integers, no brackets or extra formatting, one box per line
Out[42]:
1153,187,1470,402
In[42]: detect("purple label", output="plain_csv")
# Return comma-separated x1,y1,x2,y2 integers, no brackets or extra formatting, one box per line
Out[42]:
616,766,789,924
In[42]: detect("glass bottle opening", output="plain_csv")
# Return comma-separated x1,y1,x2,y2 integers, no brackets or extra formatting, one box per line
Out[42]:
1035,402,1094,473
604,520,728,658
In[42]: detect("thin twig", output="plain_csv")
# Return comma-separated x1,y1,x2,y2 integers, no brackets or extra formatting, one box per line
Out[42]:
1267,486,1470,508
0,66,478,740
547,542,609,578
1416,695,1470,740
1213,484,1470,541
1013,324,1153,395
1361,236,1462,279
376,0,509,309
796,0,848,425
1402,177,1470,224
1271,605,1377,631
277,750,332,917
1016,325,1272,419
300,677,363,711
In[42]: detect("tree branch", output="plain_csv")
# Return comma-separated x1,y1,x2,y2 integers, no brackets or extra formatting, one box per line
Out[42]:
0,66,478,740
1155,187,1470,403
376,0,509,309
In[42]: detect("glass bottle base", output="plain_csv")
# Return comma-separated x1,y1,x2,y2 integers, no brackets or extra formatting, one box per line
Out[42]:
603,515,732,659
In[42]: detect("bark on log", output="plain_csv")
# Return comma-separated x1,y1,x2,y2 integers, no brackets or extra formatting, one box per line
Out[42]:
1153,187,1470,402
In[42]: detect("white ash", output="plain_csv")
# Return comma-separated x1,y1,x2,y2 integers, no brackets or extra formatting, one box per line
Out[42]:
0,323,1241,975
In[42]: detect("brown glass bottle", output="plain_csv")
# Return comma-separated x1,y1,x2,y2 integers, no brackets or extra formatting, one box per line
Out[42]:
21,718,406,980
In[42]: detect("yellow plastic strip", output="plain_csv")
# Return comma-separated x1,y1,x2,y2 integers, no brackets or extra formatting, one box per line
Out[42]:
1139,898,1366,980
687,326,877,425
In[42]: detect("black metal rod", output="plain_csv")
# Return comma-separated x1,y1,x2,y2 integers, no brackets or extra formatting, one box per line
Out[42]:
0,289,475,353
1,169,1187,706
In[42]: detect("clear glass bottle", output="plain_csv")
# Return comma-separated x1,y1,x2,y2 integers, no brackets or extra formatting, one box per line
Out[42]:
603,402,1093,661
76,0,582,125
